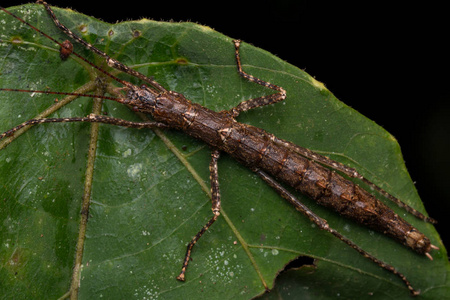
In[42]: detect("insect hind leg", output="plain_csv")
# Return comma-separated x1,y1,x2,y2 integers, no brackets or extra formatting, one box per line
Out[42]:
229,40,286,118
269,135,437,224
254,167,420,296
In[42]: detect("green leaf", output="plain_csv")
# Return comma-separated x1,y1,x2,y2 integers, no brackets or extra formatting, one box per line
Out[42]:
0,4,448,300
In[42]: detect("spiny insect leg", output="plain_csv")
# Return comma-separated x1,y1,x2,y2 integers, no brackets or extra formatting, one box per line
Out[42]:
270,135,437,224
177,149,221,281
230,37,435,225
0,115,168,141
37,0,166,92
229,40,286,117
254,168,420,296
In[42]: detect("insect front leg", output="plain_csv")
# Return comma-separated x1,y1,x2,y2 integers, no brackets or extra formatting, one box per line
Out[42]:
177,149,221,281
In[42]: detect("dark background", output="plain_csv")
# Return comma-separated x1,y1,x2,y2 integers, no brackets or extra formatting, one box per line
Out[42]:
4,1,449,251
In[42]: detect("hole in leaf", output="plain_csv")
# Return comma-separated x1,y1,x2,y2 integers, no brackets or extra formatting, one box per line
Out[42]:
282,256,315,271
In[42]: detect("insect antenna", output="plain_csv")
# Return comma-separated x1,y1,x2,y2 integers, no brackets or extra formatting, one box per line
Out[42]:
0,4,136,92
0,88,121,102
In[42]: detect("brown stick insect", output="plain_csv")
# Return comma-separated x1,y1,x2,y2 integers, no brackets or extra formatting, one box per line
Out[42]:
0,2,446,299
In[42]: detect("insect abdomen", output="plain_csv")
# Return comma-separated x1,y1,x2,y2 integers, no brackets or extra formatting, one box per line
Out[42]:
222,122,431,255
